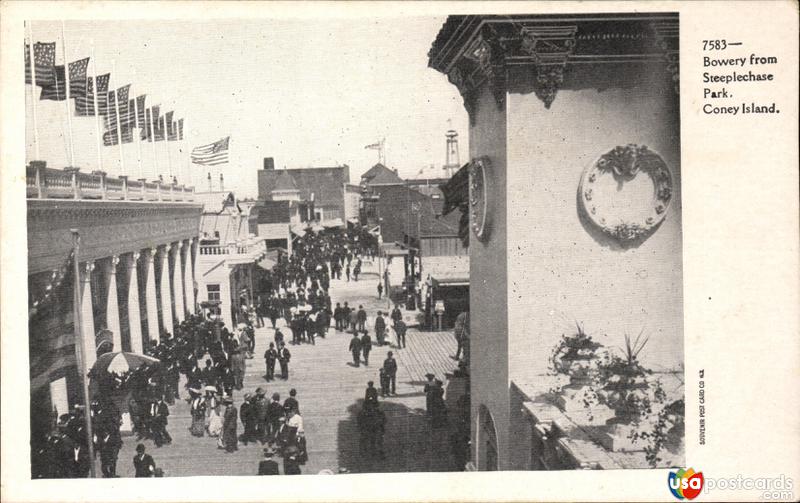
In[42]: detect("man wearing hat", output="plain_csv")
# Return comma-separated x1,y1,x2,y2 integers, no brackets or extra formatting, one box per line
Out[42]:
264,342,278,382
133,443,156,478
258,447,280,475
240,393,256,445
277,341,291,380
283,444,302,475
266,392,285,441
423,373,436,416
253,388,269,443
348,332,362,367
383,351,398,395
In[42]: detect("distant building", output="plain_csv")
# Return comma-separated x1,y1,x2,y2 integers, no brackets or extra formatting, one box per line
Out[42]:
254,200,293,254
257,157,352,224
195,191,267,328
360,162,404,189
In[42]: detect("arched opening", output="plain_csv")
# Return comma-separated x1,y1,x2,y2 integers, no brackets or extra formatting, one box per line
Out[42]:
476,404,499,471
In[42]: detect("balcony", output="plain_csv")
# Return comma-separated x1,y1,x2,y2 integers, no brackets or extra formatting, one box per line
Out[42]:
198,237,267,258
26,161,195,202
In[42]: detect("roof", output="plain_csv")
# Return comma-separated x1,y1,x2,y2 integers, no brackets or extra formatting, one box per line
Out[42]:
371,184,461,244
361,163,404,185
194,191,238,214
273,170,299,192
258,166,350,208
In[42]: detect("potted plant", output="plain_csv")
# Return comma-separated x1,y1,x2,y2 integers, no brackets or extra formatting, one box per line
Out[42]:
593,331,660,451
549,323,604,413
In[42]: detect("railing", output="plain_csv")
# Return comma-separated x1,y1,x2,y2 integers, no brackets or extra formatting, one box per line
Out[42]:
26,161,196,202
198,239,267,257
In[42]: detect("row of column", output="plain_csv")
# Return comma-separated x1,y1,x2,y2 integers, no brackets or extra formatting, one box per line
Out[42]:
76,237,198,369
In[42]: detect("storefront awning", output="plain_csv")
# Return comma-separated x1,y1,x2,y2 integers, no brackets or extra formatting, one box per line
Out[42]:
257,256,277,270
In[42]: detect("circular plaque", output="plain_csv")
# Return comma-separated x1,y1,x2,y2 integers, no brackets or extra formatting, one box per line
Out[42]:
469,157,490,241
579,144,674,243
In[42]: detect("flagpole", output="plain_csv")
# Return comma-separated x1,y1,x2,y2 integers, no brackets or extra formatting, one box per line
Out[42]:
132,92,144,180
165,116,173,182
148,107,158,181
111,61,125,176
90,44,103,173
61,21,76,168
70,229,97,478
27,23,41,161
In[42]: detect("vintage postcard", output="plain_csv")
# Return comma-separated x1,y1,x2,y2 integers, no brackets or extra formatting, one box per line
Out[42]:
1,1,797,502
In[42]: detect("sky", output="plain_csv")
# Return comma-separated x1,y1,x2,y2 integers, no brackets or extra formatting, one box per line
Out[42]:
25,18,469,198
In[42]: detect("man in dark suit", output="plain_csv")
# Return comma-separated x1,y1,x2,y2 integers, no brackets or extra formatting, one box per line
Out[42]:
258,448,280,475
277,342,291,379
394,319,407,349
360,331,373,366
266,393,285,441
283,388,300,414
264,342,278,381
133,443,156,478
383,352,398,395
364,380,379,405
349,332,362,367
357,305,367,332
65,441,91,478
98,428,122,477
375,311,387,346
391,304,403,325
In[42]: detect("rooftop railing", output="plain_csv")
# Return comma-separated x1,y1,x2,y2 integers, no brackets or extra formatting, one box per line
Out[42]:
198,237,267,257
26,161,195,202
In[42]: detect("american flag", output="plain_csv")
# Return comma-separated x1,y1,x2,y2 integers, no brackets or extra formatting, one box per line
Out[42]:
140,107,153,142
165,111,177,141
191,136,230,166
74,73,109,116
135,95,147,127
68,57,90,97
24,42,56,87
155,115,166,142
177,118,184,140
39,65,66,100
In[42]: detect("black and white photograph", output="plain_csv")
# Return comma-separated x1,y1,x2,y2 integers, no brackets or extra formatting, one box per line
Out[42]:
20,11,687,479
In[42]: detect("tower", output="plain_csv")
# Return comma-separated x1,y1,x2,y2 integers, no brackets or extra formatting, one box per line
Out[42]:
444,129,460,178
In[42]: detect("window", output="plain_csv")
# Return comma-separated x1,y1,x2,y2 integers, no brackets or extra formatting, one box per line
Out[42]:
207,284,221,302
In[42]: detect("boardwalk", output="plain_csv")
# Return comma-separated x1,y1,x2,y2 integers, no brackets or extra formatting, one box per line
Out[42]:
113,269,460,477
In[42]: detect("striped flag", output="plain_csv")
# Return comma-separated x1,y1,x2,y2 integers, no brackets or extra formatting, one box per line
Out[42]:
25,42,56,87
140,107,153,142
39,65,66,100
68,57,90,97
155,115,166,142
75,73,109,116
177,118,184,140
191,136,230,166
135,95,147,127
166,111,178,141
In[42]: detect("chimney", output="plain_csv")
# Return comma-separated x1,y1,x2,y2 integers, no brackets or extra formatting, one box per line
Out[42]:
263,157,275,170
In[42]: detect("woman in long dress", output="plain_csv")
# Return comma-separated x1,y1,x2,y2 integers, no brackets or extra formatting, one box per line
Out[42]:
220,400,238,452
207,400,223,438
189,390,206,437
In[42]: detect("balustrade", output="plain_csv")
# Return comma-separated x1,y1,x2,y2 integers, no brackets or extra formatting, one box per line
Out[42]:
26,162,196,203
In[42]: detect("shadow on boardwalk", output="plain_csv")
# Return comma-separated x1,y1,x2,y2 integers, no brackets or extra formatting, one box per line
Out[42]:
336,399,457,473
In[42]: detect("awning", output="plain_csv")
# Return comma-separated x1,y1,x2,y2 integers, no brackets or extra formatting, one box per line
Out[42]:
322,218,344,228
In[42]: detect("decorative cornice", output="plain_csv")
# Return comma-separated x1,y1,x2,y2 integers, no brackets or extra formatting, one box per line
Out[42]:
519,26,577,108
651,21,679,95
429,14,680,116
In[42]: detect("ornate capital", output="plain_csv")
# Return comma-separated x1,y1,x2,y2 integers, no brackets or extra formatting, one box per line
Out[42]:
110,255,120,271
445,30,507,125
175,241,184,250
519,26,577,108
81,260,95,280
651,21,679,95
147,248,158,261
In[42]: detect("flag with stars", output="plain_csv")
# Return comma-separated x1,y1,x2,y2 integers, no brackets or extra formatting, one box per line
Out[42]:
75,73,110,116
68,57,90,97
177,118,184,140
166,111,177,141
24,42,56,87
135,95,147,127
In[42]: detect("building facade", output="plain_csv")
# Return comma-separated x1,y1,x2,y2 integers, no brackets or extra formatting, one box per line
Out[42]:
27,162,202,439
429,13,683,470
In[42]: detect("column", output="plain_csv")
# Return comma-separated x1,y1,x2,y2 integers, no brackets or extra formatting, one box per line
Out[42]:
159,244,174,336
79,261,97,370
191,237,198,310
105,255,123,352
183,238,193,315
144,248,160,345
126,252,144,354
172,242,185,323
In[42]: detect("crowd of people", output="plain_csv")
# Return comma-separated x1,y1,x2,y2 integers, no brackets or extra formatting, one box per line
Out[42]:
30,225,473,476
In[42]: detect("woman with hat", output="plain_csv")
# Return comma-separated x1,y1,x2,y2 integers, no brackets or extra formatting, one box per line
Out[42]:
206,389,223,438
188,387,206,437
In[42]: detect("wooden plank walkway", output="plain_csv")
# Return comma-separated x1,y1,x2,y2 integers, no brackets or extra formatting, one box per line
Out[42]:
112,272,461,477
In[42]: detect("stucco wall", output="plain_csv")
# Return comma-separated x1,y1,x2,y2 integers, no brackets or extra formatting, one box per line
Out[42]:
468,86,511,470
505,63,683,387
